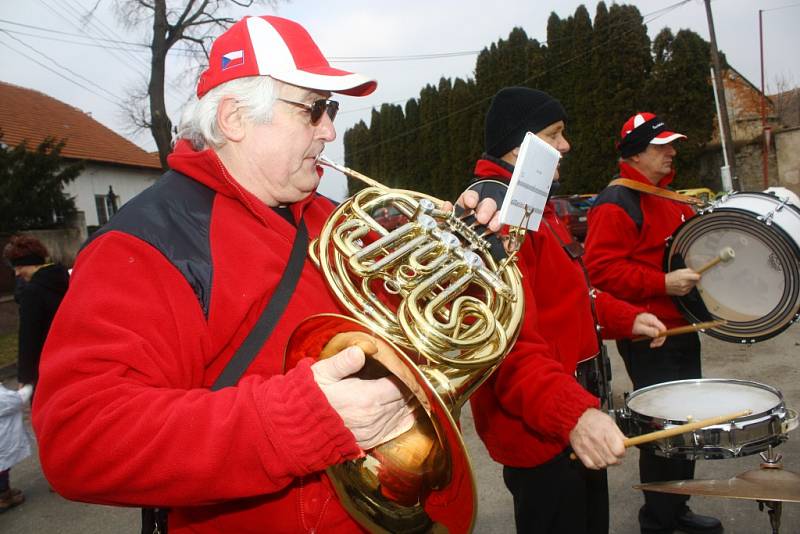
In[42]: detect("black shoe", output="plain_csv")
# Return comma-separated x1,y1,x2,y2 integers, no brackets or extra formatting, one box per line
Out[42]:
675,509,723,534
639,505,672,534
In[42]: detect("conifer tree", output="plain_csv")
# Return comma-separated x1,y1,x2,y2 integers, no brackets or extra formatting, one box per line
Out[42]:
343,120,370,194
416,84,440,195
646,29,714,187
403,99,422,191
0,136,81,231
587,2,652,192
549,5,595,193
447,78,478,199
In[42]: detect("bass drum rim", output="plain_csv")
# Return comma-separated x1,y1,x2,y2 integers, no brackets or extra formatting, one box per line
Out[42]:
665,199,800,344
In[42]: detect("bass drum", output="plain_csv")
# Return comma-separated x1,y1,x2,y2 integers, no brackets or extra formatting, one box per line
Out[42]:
665,191,800,343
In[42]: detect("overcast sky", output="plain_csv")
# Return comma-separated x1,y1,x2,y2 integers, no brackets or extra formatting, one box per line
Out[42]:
1,0,798,199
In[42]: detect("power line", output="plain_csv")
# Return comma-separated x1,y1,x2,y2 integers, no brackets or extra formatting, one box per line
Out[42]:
62,0,151,72
761,2,800,12
0,29,124,105
0,28,152,53
0,16,214,61
0,35,124,109
36,0,147,80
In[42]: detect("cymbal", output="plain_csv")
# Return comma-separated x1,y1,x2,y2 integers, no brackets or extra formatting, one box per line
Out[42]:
635,466,800,503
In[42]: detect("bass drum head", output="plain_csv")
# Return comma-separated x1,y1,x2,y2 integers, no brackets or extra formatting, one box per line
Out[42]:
666,194,800,343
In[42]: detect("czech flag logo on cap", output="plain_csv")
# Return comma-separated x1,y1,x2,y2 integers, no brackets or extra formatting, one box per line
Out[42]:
221,50,245,70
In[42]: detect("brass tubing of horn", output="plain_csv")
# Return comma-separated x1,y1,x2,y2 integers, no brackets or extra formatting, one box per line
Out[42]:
318,154,387,190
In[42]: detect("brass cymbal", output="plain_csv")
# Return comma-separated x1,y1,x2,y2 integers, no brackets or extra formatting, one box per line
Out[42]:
635,466,800,503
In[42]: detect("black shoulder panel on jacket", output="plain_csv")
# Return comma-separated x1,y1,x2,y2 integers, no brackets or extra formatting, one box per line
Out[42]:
86,171,215,318
468,179,509,207
593,184,643,230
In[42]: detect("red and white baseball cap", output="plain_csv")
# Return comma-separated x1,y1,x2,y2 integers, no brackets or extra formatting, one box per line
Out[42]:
196,16,377,99
618,112,686,157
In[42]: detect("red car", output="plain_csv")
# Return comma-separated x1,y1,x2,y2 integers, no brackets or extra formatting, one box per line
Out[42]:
550,195,593,242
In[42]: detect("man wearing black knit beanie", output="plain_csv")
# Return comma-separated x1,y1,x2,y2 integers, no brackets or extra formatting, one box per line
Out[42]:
584,113,722,534
466,88,668,534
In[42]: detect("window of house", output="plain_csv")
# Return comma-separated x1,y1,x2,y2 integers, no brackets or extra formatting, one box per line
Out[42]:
95,194,110,225
95,188,120,226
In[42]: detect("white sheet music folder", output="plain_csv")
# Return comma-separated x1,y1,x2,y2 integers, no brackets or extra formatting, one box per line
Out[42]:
498,131,560,231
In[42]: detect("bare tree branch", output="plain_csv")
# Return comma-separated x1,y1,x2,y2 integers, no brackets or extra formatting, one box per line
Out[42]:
113,0,281,167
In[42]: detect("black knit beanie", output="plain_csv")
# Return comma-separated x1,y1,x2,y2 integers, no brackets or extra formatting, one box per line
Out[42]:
484,87,567,158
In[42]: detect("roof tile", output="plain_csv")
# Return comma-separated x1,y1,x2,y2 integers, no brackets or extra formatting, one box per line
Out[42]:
0,81,162,169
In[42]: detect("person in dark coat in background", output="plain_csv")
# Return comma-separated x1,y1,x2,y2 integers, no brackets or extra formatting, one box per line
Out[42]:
3,234,69,389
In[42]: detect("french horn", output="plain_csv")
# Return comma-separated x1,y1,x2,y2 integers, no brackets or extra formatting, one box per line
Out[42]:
284,156,524,533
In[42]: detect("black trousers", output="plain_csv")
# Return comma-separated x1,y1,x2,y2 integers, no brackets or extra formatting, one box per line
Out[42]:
617,332,701,531
503,450,609,534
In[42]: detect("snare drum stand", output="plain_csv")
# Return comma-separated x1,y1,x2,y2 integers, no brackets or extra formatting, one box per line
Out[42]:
757,446,783,534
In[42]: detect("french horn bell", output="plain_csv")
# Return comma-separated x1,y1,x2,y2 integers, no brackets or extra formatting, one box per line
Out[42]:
284,156,524,533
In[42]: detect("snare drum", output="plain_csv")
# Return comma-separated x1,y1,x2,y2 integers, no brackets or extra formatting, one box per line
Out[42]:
617,379,794,459
665,191,800,343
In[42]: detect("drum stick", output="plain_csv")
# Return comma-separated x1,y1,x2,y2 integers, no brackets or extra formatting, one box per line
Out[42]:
695,246,735,275
632,319,727,343
622,409,752,448
569,409,752,461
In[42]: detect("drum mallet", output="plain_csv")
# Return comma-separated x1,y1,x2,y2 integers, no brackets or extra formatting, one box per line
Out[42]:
569,409,752,461
695,246,735,275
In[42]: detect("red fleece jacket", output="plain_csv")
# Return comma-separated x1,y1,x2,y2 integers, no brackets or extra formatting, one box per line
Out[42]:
583,162,697,328
469,158,642,468
32,141,366,533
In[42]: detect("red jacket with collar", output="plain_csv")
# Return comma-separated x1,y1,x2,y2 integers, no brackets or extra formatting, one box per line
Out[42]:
32,140,367,533
583,162,697,328
469,158,642,468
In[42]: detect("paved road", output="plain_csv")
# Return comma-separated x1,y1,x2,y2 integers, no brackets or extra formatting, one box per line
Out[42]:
2,325,799,533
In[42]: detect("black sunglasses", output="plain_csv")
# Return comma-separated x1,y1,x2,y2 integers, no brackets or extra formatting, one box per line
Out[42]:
277,97,339,124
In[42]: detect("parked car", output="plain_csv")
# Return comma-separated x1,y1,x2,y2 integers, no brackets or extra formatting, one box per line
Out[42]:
550,194,592,242
371,205,407,231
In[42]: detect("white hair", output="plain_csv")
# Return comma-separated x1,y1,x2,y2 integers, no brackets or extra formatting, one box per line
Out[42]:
176,76,280,150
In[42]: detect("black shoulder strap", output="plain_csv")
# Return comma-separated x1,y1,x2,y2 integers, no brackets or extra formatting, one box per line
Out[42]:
210,218,309,390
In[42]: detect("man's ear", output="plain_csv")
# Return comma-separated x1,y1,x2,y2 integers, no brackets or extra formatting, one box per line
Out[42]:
216,97,246,142
501,146,520,166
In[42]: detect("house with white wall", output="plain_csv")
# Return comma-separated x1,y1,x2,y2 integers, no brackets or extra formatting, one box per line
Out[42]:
0,81,163,230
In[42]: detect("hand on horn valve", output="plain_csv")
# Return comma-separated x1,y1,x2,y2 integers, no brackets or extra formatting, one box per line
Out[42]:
311,344,416,451
455,189,502,233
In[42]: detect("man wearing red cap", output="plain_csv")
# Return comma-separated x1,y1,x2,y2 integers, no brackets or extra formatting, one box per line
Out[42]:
583,113,723,534
31,16,495,534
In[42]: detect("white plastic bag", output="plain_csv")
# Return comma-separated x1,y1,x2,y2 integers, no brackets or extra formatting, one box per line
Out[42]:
0,385,32,471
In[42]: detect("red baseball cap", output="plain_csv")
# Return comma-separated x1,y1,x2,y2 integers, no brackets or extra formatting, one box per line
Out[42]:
196,16,377,99
618,112,686,158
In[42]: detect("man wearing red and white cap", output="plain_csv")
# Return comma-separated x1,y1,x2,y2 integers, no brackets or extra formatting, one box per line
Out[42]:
32,16,496,534
583,113,723,534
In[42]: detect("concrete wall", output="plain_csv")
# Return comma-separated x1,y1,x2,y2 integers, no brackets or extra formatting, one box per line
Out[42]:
63,161,161,227
775,127,800,197
697,140,780,192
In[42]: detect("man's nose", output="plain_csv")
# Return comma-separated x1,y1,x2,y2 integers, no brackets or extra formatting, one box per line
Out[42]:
316,113,336,142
